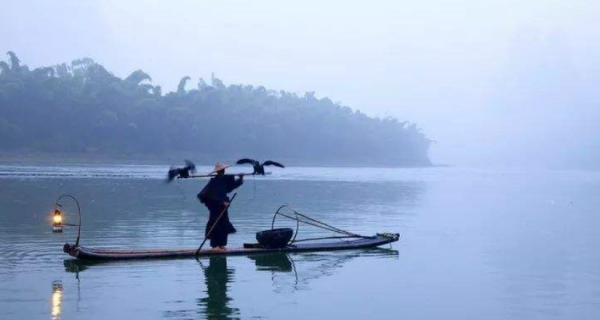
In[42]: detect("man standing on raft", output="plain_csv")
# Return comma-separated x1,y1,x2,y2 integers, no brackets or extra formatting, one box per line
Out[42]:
198,163,244,250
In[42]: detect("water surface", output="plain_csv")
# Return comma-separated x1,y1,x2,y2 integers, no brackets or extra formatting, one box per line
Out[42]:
0,165,599,319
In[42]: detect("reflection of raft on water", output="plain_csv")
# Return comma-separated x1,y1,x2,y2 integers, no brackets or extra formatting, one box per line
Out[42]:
62,205,399,261
249,253,294,272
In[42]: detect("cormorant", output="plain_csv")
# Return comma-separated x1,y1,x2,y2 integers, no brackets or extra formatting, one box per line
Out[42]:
167,159,196,182
235,158,285,175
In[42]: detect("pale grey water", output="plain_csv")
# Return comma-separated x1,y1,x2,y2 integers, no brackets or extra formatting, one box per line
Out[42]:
0,164,599,319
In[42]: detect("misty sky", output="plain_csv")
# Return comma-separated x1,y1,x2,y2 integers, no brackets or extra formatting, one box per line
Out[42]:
2,0,599,168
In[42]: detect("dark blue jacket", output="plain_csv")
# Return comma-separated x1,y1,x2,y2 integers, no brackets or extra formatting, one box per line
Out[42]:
198,175,243,237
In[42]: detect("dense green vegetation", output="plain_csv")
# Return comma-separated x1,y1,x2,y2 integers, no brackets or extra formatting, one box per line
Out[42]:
0,52,431,166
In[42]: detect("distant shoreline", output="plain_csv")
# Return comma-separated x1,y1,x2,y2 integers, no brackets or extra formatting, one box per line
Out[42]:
0,152,435,168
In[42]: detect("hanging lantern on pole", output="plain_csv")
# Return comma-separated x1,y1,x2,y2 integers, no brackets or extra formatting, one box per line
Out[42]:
50,195,83,247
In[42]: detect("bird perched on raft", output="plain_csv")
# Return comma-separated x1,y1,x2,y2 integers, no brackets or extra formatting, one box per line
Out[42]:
167,159,196,182
236,158,285,175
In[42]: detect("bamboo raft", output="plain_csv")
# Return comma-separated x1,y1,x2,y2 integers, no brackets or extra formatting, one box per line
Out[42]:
63,234,399,261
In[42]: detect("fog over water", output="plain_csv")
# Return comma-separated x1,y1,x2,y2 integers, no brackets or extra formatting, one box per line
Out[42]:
2,0,599,168
2,3,600,318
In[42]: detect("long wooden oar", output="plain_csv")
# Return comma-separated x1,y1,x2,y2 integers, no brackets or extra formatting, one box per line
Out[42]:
195,193,238,257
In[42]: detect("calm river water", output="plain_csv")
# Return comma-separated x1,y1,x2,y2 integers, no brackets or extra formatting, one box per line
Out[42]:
0,164,599,319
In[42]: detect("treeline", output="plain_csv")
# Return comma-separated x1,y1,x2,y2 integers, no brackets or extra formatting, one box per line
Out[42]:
0,51,431,166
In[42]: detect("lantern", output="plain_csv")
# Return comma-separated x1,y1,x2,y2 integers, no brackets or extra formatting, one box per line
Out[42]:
52,209,63,232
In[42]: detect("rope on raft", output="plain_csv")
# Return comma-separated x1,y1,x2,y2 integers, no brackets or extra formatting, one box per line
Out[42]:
272,205,370,244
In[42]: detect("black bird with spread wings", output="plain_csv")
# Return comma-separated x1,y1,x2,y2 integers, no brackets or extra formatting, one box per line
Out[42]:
167,159,197,182
236,158,285,175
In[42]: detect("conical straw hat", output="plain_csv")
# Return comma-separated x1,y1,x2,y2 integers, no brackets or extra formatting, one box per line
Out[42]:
210,162,231,174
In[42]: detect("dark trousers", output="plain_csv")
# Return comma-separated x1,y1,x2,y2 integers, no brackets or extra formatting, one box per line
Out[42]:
205,203,236,248
210,231,228,247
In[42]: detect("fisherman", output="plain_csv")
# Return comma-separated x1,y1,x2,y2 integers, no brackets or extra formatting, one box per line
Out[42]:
197,163,244,250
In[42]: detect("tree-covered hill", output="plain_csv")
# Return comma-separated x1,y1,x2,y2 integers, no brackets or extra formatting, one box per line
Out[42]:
0,52,431,166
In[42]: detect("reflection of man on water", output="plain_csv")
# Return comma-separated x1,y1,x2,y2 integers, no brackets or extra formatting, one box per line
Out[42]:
198,163,244,250
199,256,239,319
